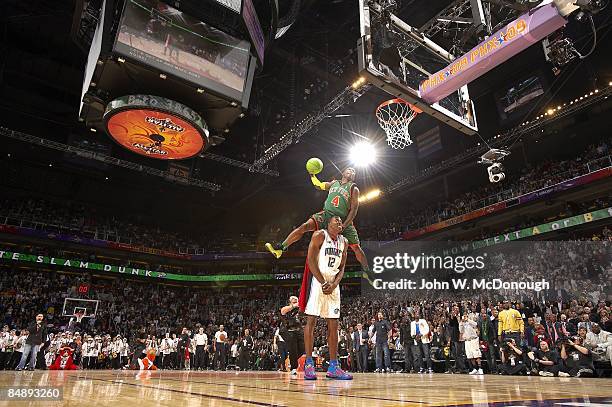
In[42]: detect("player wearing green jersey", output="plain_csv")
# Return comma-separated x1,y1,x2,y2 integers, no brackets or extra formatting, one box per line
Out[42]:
265,167,370,272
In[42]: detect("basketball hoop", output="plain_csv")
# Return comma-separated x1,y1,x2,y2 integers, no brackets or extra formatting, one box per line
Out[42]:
62,298,99,329
376,98,422,150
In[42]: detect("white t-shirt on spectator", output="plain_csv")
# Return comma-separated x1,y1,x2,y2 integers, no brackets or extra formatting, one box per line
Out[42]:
215,330,227,343
194,333,207,346
162,338,173,354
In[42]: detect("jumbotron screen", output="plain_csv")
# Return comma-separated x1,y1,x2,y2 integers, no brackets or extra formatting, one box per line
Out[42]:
114,0,252,101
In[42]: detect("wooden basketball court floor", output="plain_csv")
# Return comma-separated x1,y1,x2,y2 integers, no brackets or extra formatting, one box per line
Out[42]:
1,370,611,406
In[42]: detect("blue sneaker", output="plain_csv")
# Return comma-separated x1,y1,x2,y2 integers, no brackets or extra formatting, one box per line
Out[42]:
326,365,353,380
304,363,317,380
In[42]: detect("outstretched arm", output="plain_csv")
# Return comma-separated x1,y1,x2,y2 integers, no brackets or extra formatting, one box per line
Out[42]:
280,302,297,315
343,186,360,228
310,174,331,191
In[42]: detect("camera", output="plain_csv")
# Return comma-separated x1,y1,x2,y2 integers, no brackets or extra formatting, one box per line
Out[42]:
574,0,605,16
487,163,505,183
479,148,509,184
556,337,570,346
556,335,575,347
500,337,515,352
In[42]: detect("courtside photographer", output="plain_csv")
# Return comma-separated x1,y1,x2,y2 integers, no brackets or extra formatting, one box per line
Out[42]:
499,338,526,375
560,336,595,377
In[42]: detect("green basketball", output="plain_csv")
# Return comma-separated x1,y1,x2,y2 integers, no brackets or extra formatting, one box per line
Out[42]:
306,157,323,175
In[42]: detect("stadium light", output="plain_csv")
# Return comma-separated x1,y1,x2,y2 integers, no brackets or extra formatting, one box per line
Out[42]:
350,142,376,167
351,77,366,89
358,188,381,203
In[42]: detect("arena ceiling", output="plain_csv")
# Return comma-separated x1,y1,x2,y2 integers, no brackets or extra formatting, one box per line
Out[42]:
0,0,610,231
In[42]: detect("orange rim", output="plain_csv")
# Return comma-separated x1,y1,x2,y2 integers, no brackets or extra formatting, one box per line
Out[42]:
376,98,423,115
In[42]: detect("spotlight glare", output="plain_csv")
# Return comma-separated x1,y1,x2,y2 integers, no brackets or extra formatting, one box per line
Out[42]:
358,188,381,203
351,77,366,89
350,142,376,167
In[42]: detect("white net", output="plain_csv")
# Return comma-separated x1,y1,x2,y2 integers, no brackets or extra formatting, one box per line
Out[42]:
376,98,420,149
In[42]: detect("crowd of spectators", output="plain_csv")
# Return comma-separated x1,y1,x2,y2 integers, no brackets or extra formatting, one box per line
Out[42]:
2,142,609,253
0,236,609,375
465,195,612,243
0,267,296,371
1,192,610,270
0,190,610,280
0,241,363,277
360,140,611,240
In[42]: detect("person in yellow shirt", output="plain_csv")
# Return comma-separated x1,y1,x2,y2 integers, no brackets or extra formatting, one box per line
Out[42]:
498,301,525,344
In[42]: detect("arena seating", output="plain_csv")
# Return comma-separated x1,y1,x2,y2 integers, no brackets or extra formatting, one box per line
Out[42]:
1,141,609,253
1,262,610,374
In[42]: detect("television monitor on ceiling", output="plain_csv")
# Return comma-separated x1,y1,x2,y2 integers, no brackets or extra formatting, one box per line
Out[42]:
114,0,255,104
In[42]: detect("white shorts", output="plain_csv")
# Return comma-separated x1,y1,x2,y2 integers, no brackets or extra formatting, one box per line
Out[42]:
465,338,482,359
303,272,341,319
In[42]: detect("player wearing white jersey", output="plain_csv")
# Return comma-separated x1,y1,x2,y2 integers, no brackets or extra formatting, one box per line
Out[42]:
302,230,346,319
299,215,352,380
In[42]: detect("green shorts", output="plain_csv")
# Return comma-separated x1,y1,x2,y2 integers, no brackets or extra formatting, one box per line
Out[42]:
311,210,360,246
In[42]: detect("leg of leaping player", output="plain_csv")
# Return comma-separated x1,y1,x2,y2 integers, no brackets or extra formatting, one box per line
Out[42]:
265,167,370,273
300,216,352,380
